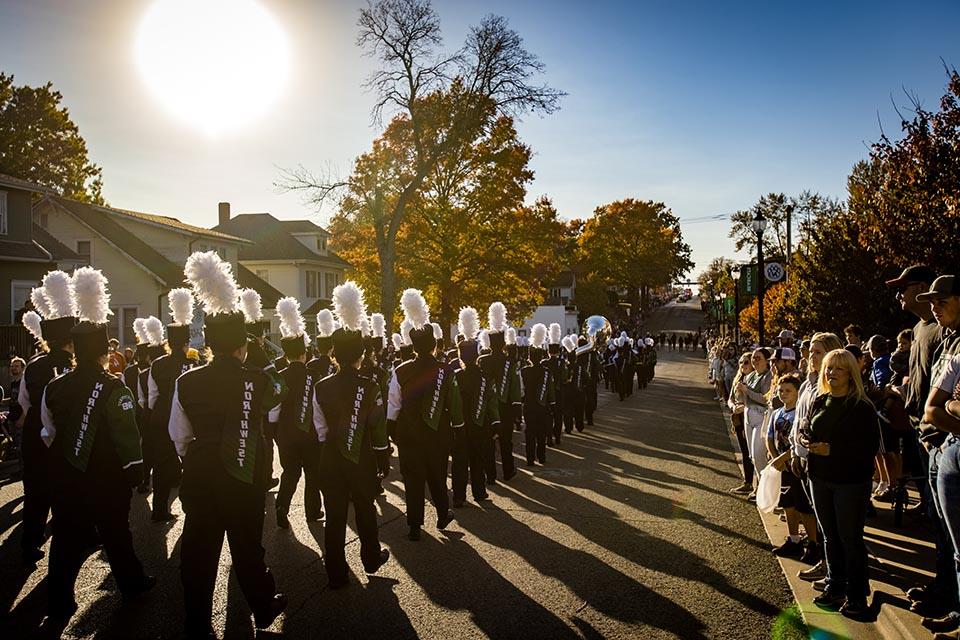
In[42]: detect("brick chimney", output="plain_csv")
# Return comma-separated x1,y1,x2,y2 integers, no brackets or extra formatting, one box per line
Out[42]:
218,202,231,226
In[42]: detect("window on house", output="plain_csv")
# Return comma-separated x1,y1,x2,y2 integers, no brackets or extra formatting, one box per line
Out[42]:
108,306,140,347
316,236,326,252
11,281,33,324
0,191,7,235
550,288,561,299
324,272,340,299
306,271,319,298
76,240,91,265
255,269,269,283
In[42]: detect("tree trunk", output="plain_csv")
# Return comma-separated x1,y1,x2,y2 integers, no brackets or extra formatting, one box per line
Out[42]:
380,246,397,333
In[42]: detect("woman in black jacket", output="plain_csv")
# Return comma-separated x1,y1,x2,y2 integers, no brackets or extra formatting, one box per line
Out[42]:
800,348,880,618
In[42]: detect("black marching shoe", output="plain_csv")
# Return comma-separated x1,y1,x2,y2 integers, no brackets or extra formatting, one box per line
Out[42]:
151,511,178,523
408,526,421,541
840,599,870,620
772,537,805,558
813,590,846,610
22,546,44,564
503,469,517,482
923,612,960,633
254,593,288,629
363,549,390,574
276,510,290,529
437,511,455,530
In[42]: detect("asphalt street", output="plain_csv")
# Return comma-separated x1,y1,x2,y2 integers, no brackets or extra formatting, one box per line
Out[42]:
1,299,806,639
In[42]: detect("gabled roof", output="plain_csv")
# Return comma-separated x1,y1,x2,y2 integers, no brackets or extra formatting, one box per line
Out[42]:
104,205,247,242
33,224,82,262
237,264,285,310
212,213,350,267
0,173,54,194
0,239,52,262
43,196,185,287
280,219,329,234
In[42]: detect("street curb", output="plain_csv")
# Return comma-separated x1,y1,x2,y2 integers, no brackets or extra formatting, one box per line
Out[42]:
715,397,921,640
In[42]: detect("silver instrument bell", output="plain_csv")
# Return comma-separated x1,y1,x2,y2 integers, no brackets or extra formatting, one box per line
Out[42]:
575,315,612,355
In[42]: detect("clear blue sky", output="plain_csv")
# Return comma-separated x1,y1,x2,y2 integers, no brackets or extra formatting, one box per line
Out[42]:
1,0,958,277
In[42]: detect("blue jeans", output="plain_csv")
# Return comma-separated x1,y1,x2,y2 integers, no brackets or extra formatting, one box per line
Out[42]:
937,438,960,606
930,445,960,603
811,478,872,600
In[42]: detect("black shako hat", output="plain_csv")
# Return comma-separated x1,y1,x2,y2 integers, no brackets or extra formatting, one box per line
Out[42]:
280,335,306,359
40,316,77,344
332,327,364,365
72,321,109,362
167,324,191,348
205,311,247,353
457,338,479,365
410,326,436,355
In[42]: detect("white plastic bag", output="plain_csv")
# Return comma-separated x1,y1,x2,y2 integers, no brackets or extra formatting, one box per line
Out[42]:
756,464,782,513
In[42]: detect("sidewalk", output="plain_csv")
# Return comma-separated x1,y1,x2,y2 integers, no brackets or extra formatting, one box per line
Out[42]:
718,401,936,640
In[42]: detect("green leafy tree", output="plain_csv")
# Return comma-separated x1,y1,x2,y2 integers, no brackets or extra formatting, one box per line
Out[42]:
578,199,693,313
0,72,104,203
729,191,839,259
282,0,563,325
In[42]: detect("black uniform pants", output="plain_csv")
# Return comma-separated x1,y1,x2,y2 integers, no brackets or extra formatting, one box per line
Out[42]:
48,477,144,617
550,393,563,444
562,386,585,433
491,403,516,479
319,458,382,584
585,382,597,424
180,490,276,634
617,369,632,400
276,436,323,519
524,404,550,464
20,424,51,552
149,424,182,517
398,437,449,527
451,425,489,501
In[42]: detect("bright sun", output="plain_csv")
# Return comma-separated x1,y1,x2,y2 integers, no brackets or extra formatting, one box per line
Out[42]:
135,0,291,135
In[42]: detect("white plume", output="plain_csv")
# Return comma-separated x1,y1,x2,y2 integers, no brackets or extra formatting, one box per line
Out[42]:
488,301,507,332
431,322,443,340
549,323,562,345
184,251,238,315
458,307,480,340
42,270,75,319
478,329,490,350
239,288,263,323
400,288,430,329
168,288,195,326
391,333,403,350
276,296,305,338
400,319,413,345
317,309,335,337
360,314,371,336
619,331,628,339
505,327,517,345
562,335,577,352
145,316,165,346
71,266,111,324
22,310,43,342
133,318,148,344
30,287,51,319
332,280,367,331
371,313,386,338
531,323,548,348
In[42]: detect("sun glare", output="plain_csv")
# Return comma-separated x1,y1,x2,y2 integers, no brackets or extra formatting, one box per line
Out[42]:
134,0,291,135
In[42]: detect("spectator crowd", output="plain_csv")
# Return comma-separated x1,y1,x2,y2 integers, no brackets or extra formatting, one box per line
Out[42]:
706,265,960,637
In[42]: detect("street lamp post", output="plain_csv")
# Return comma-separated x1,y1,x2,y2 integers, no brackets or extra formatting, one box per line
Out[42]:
751,211,768,346
730,264,741,345
719,292,728,337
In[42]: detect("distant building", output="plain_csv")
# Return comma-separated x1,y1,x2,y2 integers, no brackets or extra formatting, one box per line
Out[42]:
0,174,85,328
516,269,581,338
211,204,350,336
33,196,283,346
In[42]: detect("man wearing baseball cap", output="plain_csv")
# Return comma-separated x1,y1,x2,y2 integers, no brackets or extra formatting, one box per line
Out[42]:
914,274,960,622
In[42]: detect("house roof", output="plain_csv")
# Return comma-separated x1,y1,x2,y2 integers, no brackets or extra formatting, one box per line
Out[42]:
0,173,55,194
237,264,285,310
279,219,329,234
105,206,247,242
212,213,350,267
44,196,186,287
32,224,82,262
0,239,52,262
